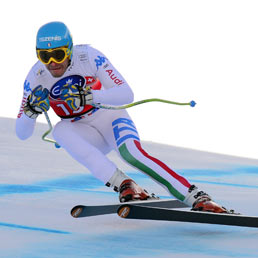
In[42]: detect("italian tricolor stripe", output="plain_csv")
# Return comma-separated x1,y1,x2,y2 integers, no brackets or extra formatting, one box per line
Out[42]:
118,140,191,201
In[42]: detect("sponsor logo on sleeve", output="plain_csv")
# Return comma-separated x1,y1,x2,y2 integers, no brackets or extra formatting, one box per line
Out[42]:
105,69,124,85
17,96,27,118
95,56,107,70
24,80,32,93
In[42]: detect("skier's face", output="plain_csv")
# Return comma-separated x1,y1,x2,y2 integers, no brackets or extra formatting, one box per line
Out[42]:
46,58,69,78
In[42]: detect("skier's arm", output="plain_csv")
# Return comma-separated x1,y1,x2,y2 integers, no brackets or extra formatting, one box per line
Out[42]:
16,80,36,140
88,47,134,106
16,113,36,140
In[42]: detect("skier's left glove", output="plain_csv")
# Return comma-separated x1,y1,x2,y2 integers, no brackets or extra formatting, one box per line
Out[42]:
24,85,50,119
59,84,93,111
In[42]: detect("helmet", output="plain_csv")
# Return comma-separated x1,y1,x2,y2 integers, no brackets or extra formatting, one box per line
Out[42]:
36,21,73,57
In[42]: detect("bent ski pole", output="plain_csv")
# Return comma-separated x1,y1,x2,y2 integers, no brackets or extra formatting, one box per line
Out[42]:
42,98,196,147
42,112,60,148
93,98,196,110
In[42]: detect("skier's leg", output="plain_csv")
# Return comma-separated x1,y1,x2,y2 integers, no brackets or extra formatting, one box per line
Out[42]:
119,131,227,212
95,109,228,212
52,119,117,183
52,119,149,202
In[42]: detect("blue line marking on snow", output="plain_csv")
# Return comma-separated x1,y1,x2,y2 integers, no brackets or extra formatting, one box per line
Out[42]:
127,166,258,189
0,174,105,196
0,182,117,197
0,184,50,196
179,166,258,177
37,174,103,189
1,166,258,196
127,166,258,178
189,179,258,189
0,222,70,234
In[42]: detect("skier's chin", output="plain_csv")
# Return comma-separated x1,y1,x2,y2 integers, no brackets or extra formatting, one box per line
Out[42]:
48,67,66,77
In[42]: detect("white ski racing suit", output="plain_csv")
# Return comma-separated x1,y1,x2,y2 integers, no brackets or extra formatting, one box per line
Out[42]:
16,44,192,202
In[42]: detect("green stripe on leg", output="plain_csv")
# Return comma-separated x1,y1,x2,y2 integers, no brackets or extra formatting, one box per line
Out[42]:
119,143,185,201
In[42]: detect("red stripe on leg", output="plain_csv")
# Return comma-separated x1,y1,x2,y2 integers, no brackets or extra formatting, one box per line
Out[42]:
134,140,191,188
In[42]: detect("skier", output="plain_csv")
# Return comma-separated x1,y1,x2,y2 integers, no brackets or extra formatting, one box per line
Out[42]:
16,21,227,213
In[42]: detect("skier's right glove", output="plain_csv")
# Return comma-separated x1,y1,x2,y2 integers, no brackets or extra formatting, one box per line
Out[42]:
24,85,50,119
60,84,93,111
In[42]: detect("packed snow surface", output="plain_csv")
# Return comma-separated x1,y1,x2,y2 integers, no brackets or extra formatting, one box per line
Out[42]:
1,117,258,258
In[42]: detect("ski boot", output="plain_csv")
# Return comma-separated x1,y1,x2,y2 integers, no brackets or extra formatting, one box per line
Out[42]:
106,169,158,203
119,179,152,203
185,185,228,213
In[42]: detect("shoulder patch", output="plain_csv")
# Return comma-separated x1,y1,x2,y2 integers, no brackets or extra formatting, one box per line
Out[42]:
74,44,89,62
36,68,46,76
79,53,88,62
32,65,47,78
95,56,107,70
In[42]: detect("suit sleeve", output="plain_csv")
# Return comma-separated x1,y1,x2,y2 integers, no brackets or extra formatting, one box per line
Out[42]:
16,75,36,140
88,47,134,105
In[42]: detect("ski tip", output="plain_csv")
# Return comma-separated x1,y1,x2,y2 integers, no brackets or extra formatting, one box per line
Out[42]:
190,100,196,107
71,205,84,218
117,205,131,219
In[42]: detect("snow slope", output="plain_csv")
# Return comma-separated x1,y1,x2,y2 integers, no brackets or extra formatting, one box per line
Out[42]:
1,117,258,258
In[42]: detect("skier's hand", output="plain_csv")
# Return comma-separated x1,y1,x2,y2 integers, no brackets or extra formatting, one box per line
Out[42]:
60,84,93,111
24,85,50,119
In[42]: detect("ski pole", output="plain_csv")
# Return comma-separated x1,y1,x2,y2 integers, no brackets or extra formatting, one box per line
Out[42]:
42,98,196,146
93,99,196,110
42,112,60,148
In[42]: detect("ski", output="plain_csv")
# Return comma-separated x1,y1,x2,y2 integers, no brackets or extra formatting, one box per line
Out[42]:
117,205,258,228
71,199,188,218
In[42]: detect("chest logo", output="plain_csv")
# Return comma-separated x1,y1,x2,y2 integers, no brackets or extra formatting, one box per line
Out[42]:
50,75,86,100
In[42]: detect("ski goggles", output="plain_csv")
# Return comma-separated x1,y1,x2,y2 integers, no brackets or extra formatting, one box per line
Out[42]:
36,47,71,64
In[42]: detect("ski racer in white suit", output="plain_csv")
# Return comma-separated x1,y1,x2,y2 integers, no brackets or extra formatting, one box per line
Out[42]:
16,21,228,213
